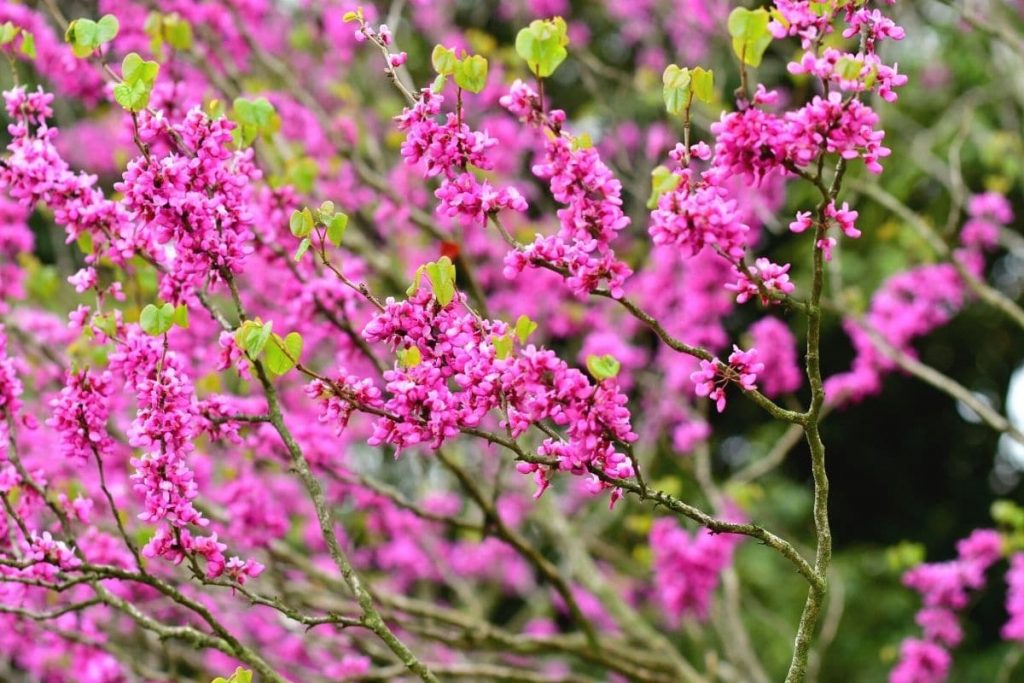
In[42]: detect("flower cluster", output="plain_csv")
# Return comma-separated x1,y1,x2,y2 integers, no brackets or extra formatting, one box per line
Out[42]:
747,318,802,397
726,257,795,305
501,86,632,299
116,109,259,302
108,328,259,581
395,88,527,226
1002,553,1024,642
1,87,129,260
650,168,750,261
47,369,116,463
315,288,637,500
0,325,23,445
691,346,764,412
650,515,745,624
892,529,1003,683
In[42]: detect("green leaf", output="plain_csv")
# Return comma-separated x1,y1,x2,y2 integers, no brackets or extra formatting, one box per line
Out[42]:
326,212,349,246
231,97,279,147
0,23,18,46
92,311,118,338
173,304,189,329
647,165,682,209
691,67,714,104
115,53,159,112
287,157,318,194
492,334,513,360
235,320,273,359
19,31,35,59
425,256,457,307
163,14,193,51
407,265,425,296
266,332,302,375
289,208,314,238
139,303,175,336
662,64,691,116
294,237,311,262
97,15,119,43
514,315,537,345
836,56,862,81
397,346,422,368
586,354,621,381
454,54,488,94
431,45,457,75
727,7,772,67
431,74,447,94
515,17,569,78
65,15,118,57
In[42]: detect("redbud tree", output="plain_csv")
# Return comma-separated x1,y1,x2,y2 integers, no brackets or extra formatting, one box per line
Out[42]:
0,0,1022,681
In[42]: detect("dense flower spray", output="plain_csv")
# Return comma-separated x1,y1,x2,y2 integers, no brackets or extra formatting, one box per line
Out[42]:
0,1,1019,682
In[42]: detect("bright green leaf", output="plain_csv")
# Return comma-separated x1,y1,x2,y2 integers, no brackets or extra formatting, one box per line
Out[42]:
586,354,621,381
662,64,691,115
454,54,488,94
431,45,457,75
515,17,569,78
19,31,35,59
727,7,772,68
407,265,425,296
326,212,349,246
514,315,537,345
647,165,682,210
492,334,513,360
140,303,174,336
691,67,714,104
836,56,862,81
425,256,457,307
266,332,302,375
173,304,189,329
96,15,119,43
0,23,18,46
397,345,422,368
289,208,314,238
294,237,311,262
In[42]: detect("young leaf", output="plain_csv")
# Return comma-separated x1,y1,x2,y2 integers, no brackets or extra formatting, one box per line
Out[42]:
0,23,18,46
294,237,311,262
492,334,513,360
139,303,175,336
397,346,422,368
454,54,488,94
19,31,35,59
96,15,120,44
515,17,569,78
407,265,425,296
425,256,457,307
289,208,314,238
662,64,691,116
173,304,189,329
728,7,772,67
431,45,457,75
265,332,302,375
514,315,538,345
586,354,621,381
691,67,714,104
115,53,159,112
326,212,349,246
647,165,682,209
